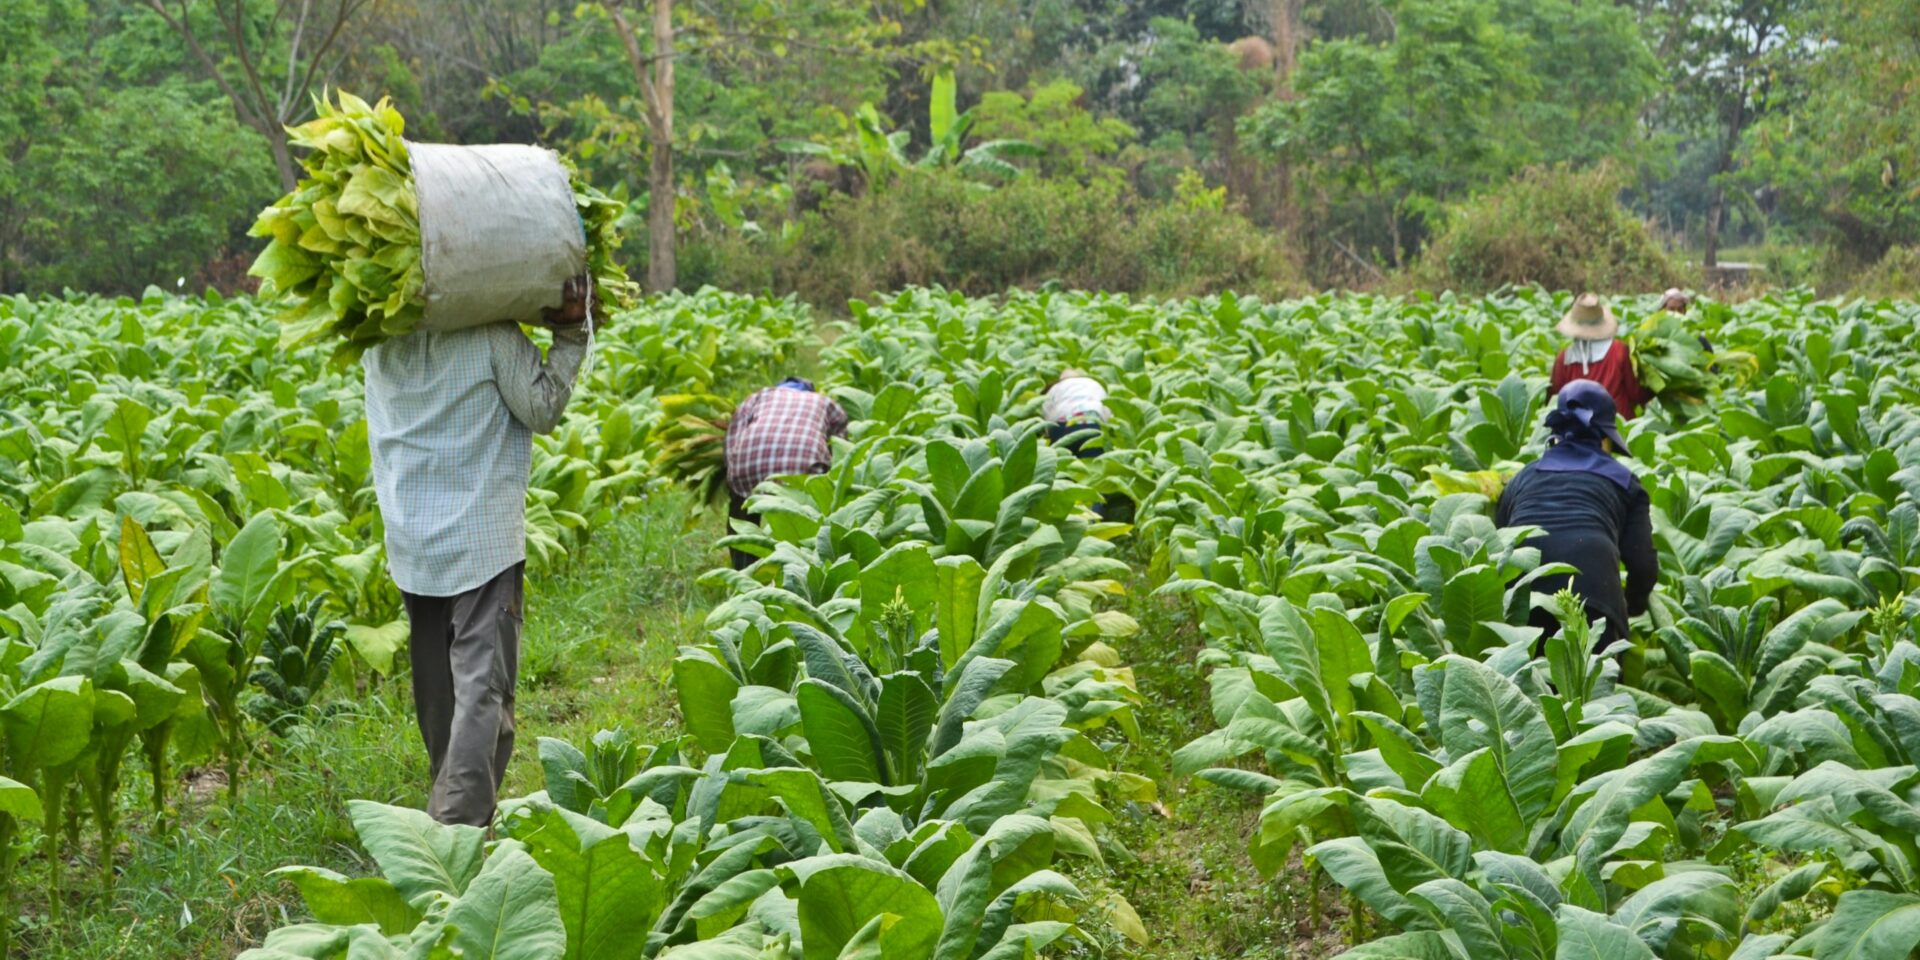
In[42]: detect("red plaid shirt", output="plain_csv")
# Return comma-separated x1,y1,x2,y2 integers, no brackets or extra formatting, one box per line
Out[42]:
725,387,849,497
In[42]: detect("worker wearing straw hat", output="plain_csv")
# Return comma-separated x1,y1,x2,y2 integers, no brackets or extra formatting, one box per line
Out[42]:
1549,293,1652,419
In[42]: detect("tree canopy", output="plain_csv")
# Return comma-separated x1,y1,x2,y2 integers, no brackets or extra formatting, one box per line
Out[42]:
2,0,1913,295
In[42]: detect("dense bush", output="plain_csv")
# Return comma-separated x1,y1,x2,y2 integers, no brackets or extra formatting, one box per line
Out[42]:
1849,244,1920,299
1409,164,1685,294
694,170,1302,305
5,82,274,295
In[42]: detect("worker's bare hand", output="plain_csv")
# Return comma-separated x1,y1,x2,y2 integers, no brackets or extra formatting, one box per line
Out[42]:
543,275,590,327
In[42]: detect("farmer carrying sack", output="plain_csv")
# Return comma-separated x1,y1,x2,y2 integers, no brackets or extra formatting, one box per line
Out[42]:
410,142,587,331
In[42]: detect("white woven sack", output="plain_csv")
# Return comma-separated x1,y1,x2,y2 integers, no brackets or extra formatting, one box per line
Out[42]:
409,141,586,331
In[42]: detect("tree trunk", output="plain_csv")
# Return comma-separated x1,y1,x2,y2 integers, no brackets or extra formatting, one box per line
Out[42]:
1271,0,1299,85
1269,0,1301,232
267,125,299,193
1703,184,1724,269
646,0,676,293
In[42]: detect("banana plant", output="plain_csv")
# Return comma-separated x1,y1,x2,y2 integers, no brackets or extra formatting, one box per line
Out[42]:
246,597,344,734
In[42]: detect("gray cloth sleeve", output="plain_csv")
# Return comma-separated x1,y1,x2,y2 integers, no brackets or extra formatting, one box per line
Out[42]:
488,322,589,434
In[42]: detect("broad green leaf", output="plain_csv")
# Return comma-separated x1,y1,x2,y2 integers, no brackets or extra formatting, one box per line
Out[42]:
444,845,568,960
346,800,487,906
674,654,740,754
212,511,284,624
1555,904,1656,959
790,856,943,960
0,776,41,821
118,515,165,606
343,621,408,676
1790,889,1920,960
797,678,886,784
270,865,423,936
3,675,96,772
516,806,665,960
877,671,937,785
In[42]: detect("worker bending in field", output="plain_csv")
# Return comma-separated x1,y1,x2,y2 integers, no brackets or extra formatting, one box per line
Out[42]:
1042,368,1111,458
724,378,849,570
1549,293,1651,419
1496,380,1657,651
365,277,591,827
1658,287,1719,364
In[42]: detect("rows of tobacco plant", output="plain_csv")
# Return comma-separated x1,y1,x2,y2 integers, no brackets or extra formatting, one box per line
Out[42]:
0,287,812,954
238,314,1160,955
823,287,1920,959
230,284,1920,960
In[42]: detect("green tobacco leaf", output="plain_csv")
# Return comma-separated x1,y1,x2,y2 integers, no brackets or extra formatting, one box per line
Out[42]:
118,515,165,606
1308,836,1426,930
1336,931,1466,959
3,675,96,772
673,654,740,754
931,656,1013,758
1420,656,1557,825
859,542,937,628
270,865,423,935
0,776,42,821
1745,861,1827,926
1422,747,1529,853
1407,879,1504,960
212,510,284,624
743,767,856,852
1352,796,1472,893
790,623,864,699
516,806,665,960
877,672,937,785
1258,597,1337,735
1555,904,1656,959
343,621,408,676
346,800,487,906
444,845,568,960
797,678,886,784
936,556,986,668
1611,872,1738,954
791,856,943,960
1790,889,1920,960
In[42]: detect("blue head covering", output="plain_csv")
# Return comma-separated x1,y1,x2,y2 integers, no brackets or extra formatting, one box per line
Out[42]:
1537,380,1632,491
777,377,815,393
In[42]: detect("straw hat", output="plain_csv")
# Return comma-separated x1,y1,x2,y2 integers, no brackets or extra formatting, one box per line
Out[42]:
1556,293,1618,339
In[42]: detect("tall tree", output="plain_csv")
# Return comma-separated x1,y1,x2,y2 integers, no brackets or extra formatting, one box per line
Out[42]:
1741,0,1920,262
0,0,86,291
604,0,675,293
142,0,378,191
1630,0,1807,265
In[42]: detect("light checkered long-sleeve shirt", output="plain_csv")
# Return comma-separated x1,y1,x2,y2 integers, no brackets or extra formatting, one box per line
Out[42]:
364,322,588,597
725,387,849,498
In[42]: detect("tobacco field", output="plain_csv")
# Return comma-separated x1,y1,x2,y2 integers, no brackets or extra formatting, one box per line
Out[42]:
3,286,1920,959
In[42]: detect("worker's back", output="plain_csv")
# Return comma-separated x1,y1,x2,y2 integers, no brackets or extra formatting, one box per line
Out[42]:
1497,461,1654,640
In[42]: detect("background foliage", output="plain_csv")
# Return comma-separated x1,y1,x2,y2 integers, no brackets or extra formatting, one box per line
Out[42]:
3,0,1915,296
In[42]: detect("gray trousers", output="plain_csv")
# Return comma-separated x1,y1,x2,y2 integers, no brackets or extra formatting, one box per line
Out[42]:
401,562,523,826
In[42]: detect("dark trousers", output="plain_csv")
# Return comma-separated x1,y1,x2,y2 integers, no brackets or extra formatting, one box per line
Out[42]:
1044,422,1134,523
401,562,524,826
728,493,759,571
1528,604,1624,656
1045,421,1104,459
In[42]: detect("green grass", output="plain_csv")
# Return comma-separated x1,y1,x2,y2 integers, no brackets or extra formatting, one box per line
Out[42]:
21,491,724,959
1085,580,1348,960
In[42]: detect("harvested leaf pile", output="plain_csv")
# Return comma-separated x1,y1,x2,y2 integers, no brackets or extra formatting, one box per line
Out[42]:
249,91,633,361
